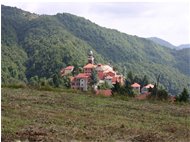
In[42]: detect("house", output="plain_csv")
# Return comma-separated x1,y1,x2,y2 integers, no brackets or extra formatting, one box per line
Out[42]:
83,63,96,75
141,84,154,94
131,83,141,94
60,66,74,76
104,75,113,86
71,73,89,91
96,64,113,72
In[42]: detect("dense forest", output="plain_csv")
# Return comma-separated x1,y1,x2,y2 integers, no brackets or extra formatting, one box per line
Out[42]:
1,5,190,95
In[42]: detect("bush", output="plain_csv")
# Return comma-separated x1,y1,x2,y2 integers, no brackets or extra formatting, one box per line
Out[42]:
149,87,169,101
157,89,169,100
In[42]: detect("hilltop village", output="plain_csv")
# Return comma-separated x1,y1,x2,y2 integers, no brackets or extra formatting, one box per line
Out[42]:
60,51,154,96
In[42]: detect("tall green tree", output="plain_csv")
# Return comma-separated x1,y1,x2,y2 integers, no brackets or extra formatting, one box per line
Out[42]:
90,68,98,85
127,71,134,84
176,88,189,102
52,74,61,87
125,80,134,97
140,75,149,88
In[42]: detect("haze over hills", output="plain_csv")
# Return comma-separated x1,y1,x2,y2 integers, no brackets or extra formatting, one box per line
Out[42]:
148,37,190,50
177,44,190,50
1,5,190,95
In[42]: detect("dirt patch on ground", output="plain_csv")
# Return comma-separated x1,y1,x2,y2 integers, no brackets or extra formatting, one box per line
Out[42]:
15,125,58,142
130,132,164,142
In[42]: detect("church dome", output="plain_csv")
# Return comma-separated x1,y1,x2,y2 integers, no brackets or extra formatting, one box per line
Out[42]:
89,50,93,56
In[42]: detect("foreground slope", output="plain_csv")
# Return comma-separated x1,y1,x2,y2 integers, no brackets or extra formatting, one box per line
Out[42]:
1,5,190,94
2,88,190,142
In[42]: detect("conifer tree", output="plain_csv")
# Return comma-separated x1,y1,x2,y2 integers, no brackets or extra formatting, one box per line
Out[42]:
177,88,189,102
90,68,98,85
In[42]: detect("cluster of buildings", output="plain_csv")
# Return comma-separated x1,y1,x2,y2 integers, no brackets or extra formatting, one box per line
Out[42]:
60,51,154,95
60,51,124,92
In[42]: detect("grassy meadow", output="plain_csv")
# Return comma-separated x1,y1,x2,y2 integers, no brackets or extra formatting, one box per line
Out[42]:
2,87,190,142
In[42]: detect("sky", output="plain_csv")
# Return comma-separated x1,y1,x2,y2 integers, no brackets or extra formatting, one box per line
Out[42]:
1,1,190,46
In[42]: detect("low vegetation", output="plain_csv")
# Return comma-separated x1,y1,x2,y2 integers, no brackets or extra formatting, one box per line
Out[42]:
2,87,190,142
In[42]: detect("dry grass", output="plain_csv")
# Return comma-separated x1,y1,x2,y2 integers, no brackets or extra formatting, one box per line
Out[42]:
2,88,190,142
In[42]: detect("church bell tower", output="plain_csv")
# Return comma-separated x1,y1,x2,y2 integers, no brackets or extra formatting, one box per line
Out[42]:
88,50,94,64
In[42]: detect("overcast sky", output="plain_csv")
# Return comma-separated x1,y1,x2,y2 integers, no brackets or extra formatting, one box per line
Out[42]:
2,2,190,46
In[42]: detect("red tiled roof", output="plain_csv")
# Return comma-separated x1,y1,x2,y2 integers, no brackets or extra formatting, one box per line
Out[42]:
106,71,116,77
144,84,154,89
83,63,96,69
105,75,112,79
65,66,74,70
75,73,89,79
131,83,141,88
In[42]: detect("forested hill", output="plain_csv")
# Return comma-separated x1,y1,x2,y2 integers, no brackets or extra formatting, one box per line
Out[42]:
1,5,190,95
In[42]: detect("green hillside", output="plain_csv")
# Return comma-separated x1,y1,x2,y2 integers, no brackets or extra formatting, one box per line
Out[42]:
1,5,190,95
148,37,175,49
2,88,190,141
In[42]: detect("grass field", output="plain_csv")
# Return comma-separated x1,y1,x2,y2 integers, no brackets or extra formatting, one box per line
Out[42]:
2,87,190,142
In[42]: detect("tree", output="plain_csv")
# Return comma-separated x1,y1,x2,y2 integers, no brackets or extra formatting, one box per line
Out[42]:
62,75,71,88
157,89,169,100
151,84,157,96
72,64,81,76
176,88,189,102
98,81,112,89
156,74,161,98
112,81,121,94
125,81,134,97
133,75,141,84
140,75,149,89
127,71,134,84
52,74,61,87
90,68,98,85
149,84,169,100
112,81,130,96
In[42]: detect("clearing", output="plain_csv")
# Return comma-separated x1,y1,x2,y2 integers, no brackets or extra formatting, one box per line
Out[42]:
2,87,190,142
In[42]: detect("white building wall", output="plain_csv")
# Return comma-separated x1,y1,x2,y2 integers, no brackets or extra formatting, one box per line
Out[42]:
80,78,88,91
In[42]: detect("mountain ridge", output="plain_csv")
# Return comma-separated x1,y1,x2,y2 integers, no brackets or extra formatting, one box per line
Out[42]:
148,37,190,50
177,44,190,50
1,5,190,95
